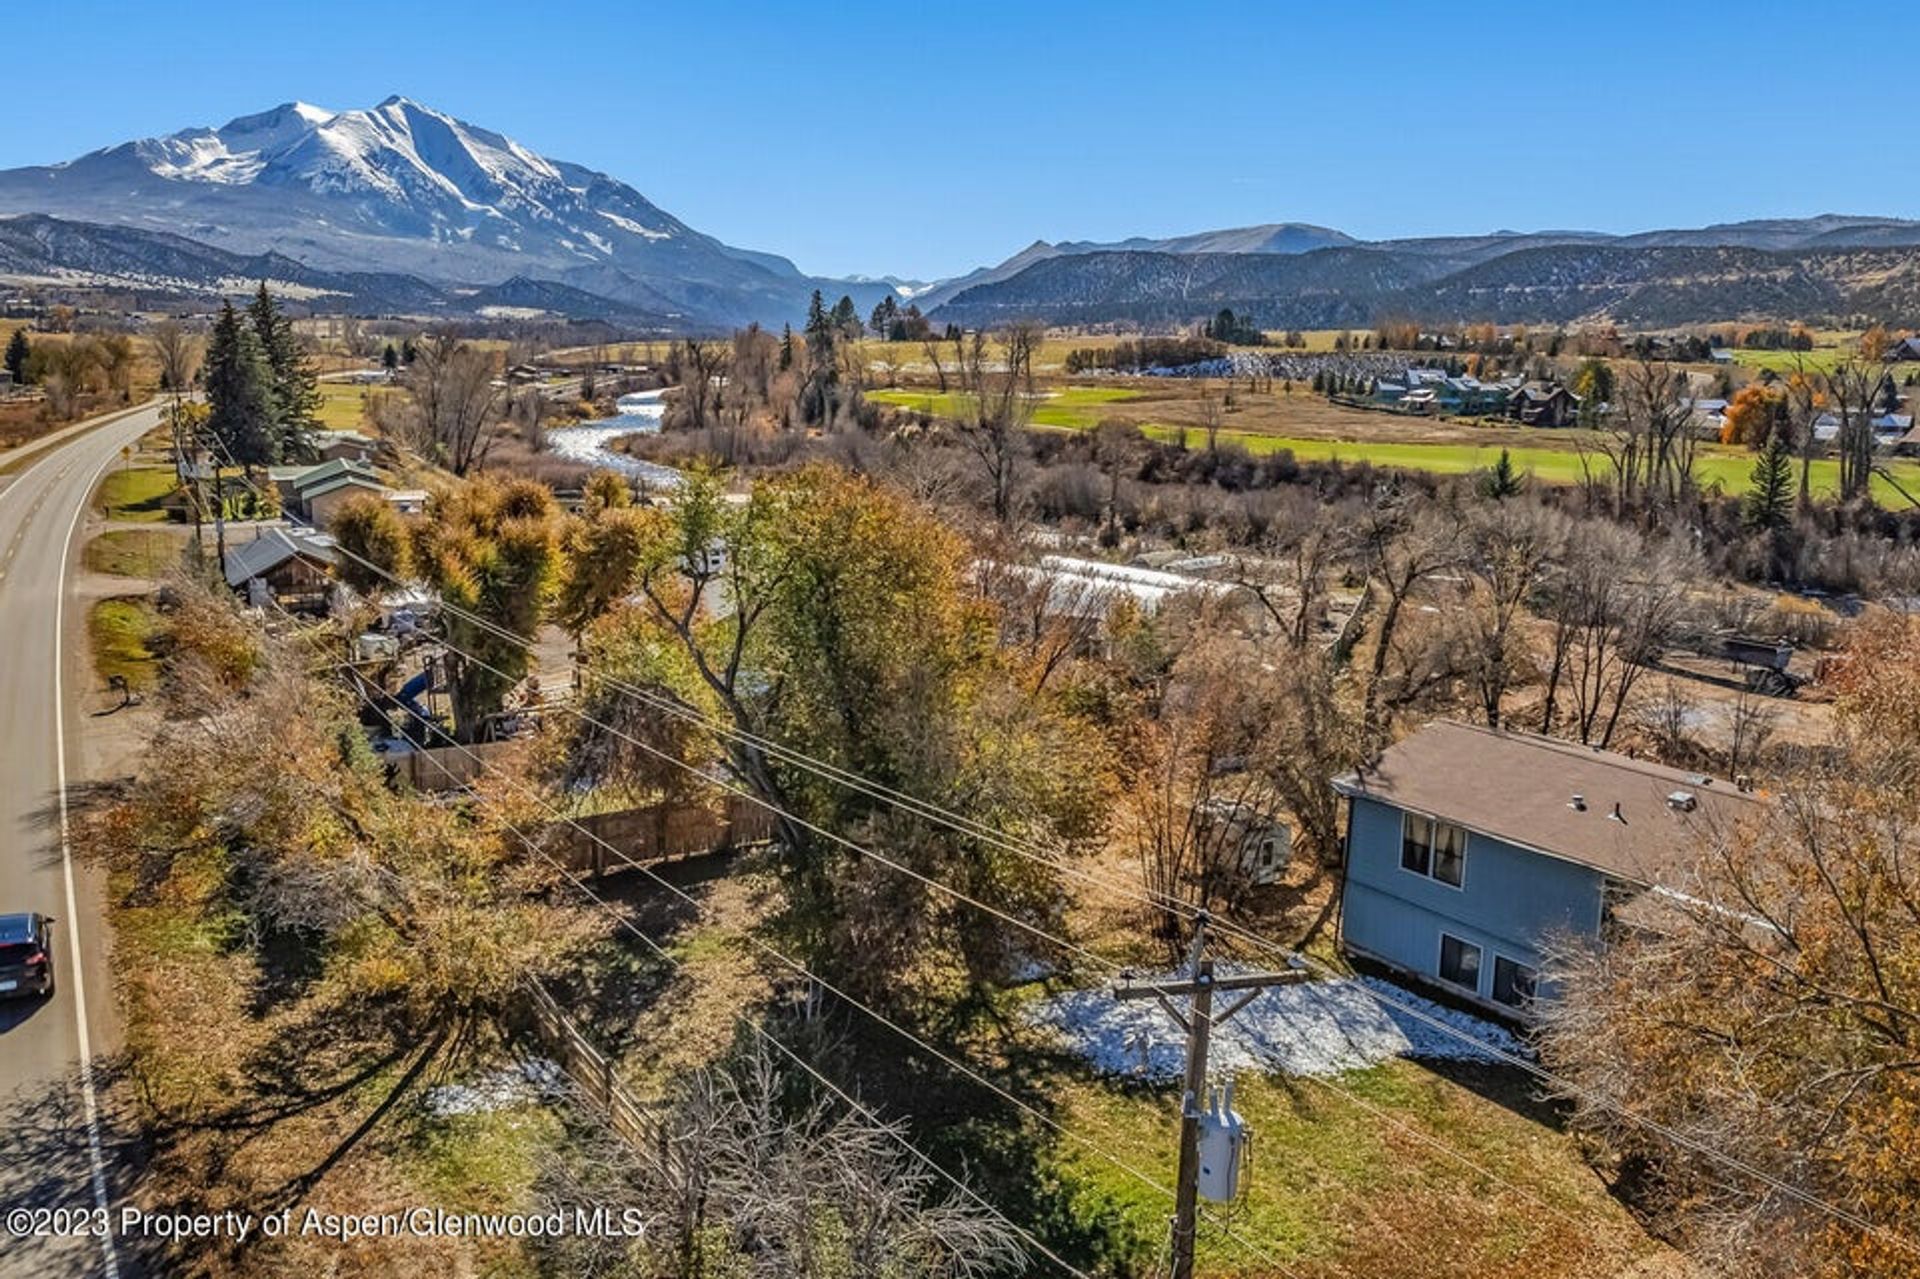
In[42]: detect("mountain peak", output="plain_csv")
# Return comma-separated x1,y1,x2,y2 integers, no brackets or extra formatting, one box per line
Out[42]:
0,96,867,326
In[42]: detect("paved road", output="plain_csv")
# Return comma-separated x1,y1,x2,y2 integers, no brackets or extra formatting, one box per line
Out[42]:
0,401,164,1278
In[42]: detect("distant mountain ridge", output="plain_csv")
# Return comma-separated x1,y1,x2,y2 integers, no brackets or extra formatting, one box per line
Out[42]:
931,239,1920,330
0,96,891,326
0,213,680,327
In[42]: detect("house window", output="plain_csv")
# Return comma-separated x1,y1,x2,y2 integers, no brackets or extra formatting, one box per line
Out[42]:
1492,956,1538,1009
1401,813,1466,887
1438,933,1482,992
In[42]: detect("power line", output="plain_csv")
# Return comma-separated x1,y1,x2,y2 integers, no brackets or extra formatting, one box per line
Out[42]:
222,452,1920,1261
264,612,1099,1279
294,620,1307,1278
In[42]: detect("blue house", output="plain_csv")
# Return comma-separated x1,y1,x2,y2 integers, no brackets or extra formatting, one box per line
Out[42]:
1332,722,1760,1016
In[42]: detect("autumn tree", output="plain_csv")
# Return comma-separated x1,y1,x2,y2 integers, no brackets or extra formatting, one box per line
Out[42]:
1721,382,1783,448
557,465,1106,1005
83,580,585,1219
409,478,562,741
1539,613,1920,1278
329,491,416,595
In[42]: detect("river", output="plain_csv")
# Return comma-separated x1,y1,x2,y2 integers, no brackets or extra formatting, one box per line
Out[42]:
545,390,683,487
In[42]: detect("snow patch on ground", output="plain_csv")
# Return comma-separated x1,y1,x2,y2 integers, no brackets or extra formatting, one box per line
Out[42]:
420,1057,567,1116
1029,973,1528,1081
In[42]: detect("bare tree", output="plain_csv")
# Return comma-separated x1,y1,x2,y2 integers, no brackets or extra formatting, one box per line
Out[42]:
1536,523,1693,747
535,1039,1026,1279
1234,496,1346,650
1825,356,1881,502
1459,502,1567,727
407,333,505,475
952,324,1040,526
921,334,950,393
151,321,201,398
1354,491,1464,742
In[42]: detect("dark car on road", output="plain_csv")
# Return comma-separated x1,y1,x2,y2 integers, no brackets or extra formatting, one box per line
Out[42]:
0,913,54,999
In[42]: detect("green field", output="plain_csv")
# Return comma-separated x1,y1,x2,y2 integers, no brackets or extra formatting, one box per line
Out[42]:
1041,1058,1662,1276
316,383,392,430
1728,348,1852,376
94,466,178,522
873,385,1144,429
88,596,161,692
84,529,185,577
870,388,1920,504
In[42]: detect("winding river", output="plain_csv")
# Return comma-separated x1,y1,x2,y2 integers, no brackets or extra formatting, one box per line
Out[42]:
545,390,683,487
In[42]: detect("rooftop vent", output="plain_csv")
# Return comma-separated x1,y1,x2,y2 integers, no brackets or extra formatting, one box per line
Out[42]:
1569,794,1586,812
1607,801,1626,824
1667,790,1698,813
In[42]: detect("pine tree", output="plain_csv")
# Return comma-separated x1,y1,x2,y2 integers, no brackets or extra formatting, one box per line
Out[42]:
1478,448,1525,500
248,283,321,459
203,301,278,467
3,328,28,385
830,293,861,341
382,343,400,373
1744,430,1795,533
779,324,794,371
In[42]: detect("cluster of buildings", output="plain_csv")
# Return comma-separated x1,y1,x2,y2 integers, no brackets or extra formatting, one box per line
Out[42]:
1369,368,1583,426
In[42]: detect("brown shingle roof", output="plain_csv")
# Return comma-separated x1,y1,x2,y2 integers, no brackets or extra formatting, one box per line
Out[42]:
1333,721,1762,886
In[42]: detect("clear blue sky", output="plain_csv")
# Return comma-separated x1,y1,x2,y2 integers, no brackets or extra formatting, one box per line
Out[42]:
7,0,1896,281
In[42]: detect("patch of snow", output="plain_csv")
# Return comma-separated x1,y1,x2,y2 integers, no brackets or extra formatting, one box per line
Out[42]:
1029,973,1528,1081
419,1057,566,1116
579,229,612,256
599,210,671,241
477,305,550,320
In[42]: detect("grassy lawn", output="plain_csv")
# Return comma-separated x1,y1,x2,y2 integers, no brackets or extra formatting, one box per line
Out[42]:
871,387,1920,503
88,595,161,692
1045,1060,1664,1277
871,385,1144,429
94,466,178,521
317,382,391,430
83,528,183,578
1728,348,1851,376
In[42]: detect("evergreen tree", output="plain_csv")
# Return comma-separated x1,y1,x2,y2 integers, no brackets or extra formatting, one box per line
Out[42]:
779,323,794,371
829,293,861,341
869,295,899,338
1744,429,1795,533
203,301,278,466
247,282,321,459
1478,448,1525,500
402,338,417,365
3,328,28,385
382,343,400,373
800,291,841,424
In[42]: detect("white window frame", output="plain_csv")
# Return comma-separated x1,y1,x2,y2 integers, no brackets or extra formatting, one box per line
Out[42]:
1400,811,1467,890
1490,953,1539,1009
1436,931,1483,994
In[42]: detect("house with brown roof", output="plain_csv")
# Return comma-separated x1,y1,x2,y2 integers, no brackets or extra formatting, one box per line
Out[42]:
1332,721,1760,1016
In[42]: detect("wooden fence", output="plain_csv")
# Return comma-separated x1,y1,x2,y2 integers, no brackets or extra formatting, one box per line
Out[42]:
389,740,518,792
522,980,662,1155
548,793,777,877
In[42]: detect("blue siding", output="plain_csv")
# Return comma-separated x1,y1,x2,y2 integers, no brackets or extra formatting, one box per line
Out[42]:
1340,795,1605,1004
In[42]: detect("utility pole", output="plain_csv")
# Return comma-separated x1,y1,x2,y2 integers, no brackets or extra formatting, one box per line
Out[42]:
1114,913,1301,1279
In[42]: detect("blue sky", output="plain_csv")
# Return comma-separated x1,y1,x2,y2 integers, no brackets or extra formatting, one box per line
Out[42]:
6,1,1896,281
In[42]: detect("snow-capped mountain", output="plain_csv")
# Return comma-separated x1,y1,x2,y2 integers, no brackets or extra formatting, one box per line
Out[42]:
0,96,884,325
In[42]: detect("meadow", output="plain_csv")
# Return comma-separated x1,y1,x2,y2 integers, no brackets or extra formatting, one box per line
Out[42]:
869,385,1920,503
